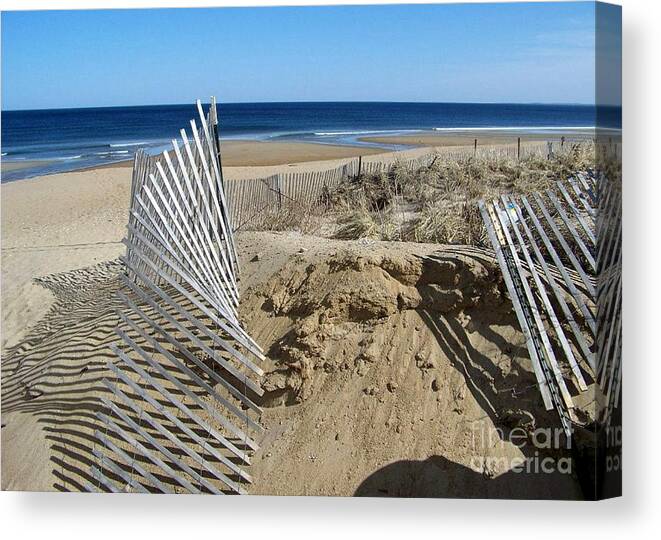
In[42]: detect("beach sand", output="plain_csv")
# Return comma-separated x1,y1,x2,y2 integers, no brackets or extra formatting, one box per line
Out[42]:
1,140,584,496
0,159,57,173
360,130,593,147
219,140,385,166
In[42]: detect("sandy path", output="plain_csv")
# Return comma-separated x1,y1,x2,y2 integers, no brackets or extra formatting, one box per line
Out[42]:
1,167,130,349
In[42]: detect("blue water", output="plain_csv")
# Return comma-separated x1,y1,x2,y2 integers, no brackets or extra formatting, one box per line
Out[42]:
1,102,621,182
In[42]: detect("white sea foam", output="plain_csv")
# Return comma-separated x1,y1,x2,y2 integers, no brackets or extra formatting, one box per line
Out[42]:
313,129,421,136
109,141,150,148
431,126,604,132
96,150,130,156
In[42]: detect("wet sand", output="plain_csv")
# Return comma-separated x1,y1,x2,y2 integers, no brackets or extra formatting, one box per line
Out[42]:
1,159,57,173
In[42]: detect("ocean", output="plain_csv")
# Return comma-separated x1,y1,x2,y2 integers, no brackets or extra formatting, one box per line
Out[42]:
1,102,621,182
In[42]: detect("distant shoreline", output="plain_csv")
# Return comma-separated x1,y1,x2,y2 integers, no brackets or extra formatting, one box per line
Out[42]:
1,129,607,182
2,126,622,183
1,140,388,182
69,140,389,171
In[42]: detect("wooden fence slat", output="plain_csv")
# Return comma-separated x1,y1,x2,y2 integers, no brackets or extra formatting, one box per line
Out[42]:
98,399,203,495
115,324,259,456
119,272,264,400
546,189,596,271
121,233,263,359
116,291,262,432
509,197,595,370
532,192,595,297
94,429,173,494
89,466,122,493
92,449,150,494
557,181,595,244
103,375,243,493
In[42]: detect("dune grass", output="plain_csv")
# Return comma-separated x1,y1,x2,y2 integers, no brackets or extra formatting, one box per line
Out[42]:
330,141,598,245
250,140,602,246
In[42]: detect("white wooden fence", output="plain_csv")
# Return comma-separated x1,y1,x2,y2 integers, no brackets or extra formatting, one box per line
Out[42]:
478,168,621,434
89,98,265,495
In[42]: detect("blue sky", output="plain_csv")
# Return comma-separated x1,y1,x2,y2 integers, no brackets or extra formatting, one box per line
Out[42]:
1,2,614,110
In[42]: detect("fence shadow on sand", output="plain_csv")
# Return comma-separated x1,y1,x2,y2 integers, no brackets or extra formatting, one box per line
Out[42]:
1,260,251,493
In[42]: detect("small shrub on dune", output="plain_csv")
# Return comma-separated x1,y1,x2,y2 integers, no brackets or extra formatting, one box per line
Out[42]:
333,205,401,241
408,200,486,246
249,201,322,234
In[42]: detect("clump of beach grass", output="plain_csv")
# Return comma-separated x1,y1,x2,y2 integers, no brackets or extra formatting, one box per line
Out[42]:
411,200,487,246
330,140,597,246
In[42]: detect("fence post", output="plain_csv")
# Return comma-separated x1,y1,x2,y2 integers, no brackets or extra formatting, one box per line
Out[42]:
517,137,521,160
474,138,477,157
357,155,362,178
276,174,282,209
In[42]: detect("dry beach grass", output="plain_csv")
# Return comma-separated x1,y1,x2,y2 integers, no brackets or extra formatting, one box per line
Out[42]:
250,140,598,247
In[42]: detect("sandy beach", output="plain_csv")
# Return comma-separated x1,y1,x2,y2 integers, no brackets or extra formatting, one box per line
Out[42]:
0,1,626,529
359,130,594,147
219,140,386,166
1,143,373,488
0,159,57,173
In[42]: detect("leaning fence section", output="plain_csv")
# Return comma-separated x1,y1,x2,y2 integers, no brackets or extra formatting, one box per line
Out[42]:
594,167,622,426
88,98,265,495
478,173,599,436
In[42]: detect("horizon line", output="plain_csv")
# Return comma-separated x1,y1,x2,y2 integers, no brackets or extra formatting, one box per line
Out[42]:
1,99,612,113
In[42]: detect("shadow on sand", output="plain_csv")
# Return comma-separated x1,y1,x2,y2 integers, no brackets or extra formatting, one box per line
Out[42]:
354,454,579,499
